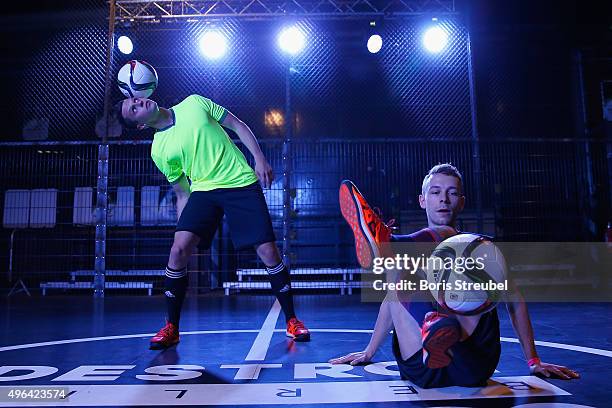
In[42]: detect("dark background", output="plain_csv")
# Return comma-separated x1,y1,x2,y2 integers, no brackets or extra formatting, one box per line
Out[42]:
0,0,610,288
0,0,609,142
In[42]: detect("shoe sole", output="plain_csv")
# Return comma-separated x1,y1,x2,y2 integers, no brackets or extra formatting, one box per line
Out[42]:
339,180,379,269
149,340,179,350
423,326,460,369
286,331,311,342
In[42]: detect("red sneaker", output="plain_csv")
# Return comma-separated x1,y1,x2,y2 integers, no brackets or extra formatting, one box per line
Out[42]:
286,317,311,342
421,312,460,369
150,322,179,350
339,180,393,269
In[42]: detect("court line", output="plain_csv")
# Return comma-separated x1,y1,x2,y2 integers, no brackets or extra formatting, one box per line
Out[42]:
1,330,611,358
0,331,260,353
0,377,570,405
500,337,612,358
244,299,281,361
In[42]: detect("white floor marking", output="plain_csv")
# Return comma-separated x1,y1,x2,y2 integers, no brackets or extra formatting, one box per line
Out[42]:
513,404,596,408
0,376,569,406
1,331,611,359
500,337,612,358
0,330,262,353
245,300,282,361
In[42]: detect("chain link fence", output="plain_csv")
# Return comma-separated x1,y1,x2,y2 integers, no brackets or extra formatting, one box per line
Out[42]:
13,16,476,141
1,5,610,296
1,139,609,295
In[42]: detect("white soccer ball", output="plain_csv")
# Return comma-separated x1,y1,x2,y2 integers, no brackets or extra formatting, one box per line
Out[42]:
425,233,507,315
117,60,158,98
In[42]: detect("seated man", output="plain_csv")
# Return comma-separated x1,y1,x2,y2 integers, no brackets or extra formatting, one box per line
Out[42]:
332,163,579,388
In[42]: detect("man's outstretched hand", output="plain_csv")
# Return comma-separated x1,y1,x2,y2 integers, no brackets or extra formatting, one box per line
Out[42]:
329,350,373,366
530,361,580,380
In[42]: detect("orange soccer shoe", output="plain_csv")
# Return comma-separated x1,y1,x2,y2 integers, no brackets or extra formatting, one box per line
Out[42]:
149,321,180,350
339,180,393,269
421,312,461,369
286,317,311,342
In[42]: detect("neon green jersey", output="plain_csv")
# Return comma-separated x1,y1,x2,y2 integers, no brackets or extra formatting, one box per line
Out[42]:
151,95,258,191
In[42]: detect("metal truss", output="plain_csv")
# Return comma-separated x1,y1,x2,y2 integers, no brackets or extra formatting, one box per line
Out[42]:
115,0,456,21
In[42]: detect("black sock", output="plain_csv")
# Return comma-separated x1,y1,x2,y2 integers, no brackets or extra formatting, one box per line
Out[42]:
164,266,188,328
266,262,296,322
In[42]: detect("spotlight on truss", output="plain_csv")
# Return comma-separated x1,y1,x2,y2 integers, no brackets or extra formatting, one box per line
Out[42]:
199,31,227,60
117,36,133,55
278,26,305,55
423,26,448,53
367,34,383,54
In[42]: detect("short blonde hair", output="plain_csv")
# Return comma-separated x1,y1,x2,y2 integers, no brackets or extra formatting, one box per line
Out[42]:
421,163,463,195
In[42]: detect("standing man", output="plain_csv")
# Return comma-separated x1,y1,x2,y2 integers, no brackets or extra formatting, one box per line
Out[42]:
114,94,310,349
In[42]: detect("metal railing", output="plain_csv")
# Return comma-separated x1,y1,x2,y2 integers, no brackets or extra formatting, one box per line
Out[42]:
0,138,609,295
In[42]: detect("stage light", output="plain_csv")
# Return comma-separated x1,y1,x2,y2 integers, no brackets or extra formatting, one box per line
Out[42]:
199,31,227,60
278,26,305,55
423,26,448,53
367,34,382,54
117,36,133,55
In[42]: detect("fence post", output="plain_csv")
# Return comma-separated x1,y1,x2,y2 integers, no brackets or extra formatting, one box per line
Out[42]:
467,30,483,233
94,144,109,297
94,0,116,297
282,62,293,268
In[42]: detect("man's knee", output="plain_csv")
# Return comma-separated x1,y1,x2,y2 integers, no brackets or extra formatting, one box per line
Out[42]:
256,242,281,264
170,242,194,261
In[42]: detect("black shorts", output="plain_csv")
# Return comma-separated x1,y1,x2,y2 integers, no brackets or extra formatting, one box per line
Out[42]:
176,182,276,250
392,308,501,389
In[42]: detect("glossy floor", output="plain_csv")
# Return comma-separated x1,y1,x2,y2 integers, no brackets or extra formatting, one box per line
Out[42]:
0,295,609,407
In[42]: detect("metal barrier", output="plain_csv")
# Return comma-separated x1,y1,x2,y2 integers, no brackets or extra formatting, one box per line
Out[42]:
0,139,610,295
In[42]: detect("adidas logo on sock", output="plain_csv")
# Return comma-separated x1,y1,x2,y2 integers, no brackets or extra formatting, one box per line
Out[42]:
164,290,175,298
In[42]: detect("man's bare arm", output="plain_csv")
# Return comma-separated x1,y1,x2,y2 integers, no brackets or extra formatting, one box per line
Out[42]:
505,280,579,379
221,111,273,188
329,293,393,365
